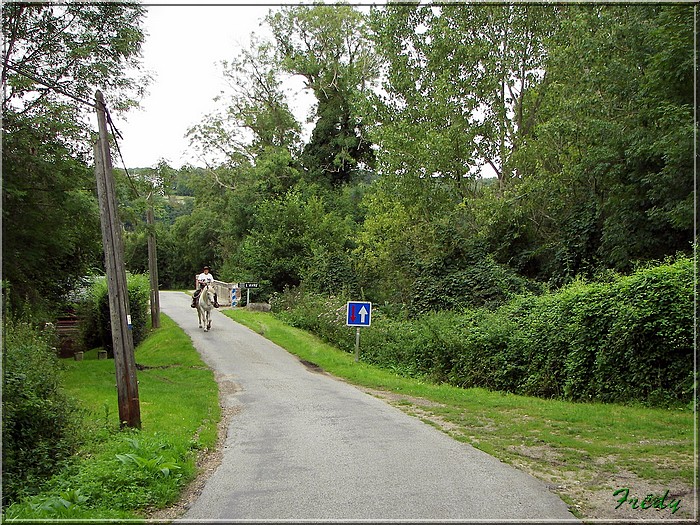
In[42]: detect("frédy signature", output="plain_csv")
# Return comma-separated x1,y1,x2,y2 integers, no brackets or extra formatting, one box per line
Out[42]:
613,488,681,514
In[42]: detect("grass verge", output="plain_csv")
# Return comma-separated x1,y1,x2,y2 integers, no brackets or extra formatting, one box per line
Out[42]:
225,308,696,521
2,314,220,521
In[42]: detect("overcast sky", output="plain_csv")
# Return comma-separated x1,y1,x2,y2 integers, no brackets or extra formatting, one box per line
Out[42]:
116,2,305,169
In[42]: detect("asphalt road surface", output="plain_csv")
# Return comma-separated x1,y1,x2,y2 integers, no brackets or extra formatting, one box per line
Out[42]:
160,291,578,522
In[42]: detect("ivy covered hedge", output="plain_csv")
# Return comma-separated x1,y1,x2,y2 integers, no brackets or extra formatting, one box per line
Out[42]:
272,257,694,407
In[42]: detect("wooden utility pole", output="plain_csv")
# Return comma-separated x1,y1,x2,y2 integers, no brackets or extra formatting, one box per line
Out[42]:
94,90,141,429
146,197,160,329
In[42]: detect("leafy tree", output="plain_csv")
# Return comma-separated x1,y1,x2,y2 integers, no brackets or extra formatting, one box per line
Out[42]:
2,3,148,313
267,3,378,186
2,113,103,312
368,3,554,197
187,34,301,173
237,190,354,292
352,174,442,305
509,4,694,277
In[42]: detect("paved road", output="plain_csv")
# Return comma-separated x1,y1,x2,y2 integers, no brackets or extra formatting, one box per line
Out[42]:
160,291,578,521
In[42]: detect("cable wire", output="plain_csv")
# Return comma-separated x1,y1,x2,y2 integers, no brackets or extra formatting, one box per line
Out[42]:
4,61,96,109
105,104,141,198
7,60,145,199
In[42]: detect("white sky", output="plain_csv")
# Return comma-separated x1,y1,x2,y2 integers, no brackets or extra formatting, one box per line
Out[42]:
116,2,312,170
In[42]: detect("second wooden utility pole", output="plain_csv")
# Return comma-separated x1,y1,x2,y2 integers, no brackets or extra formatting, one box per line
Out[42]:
94,90,141,429
146,198,160,329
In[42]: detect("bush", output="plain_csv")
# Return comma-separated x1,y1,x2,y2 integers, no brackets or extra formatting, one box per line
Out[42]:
80,273,150,356
413,254,540,314
272,257,693,407
2,321,81,505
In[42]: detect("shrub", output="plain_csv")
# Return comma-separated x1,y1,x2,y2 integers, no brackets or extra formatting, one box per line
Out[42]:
80,273,150,356
273,257,693,407
413,254,539,314
2,321,81,505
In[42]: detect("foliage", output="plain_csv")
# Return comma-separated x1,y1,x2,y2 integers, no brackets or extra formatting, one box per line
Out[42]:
1,2,148,315
80,273,151,356
271,257,693,407
237,189,355,293
2,320,81,506
1,114,103,314
188,34,301,166
506,4,694,279
2,2,148,115
2,314,220,520
268,4,378,187
368,3,554,194
146,3,692,313
271,289,352,349
414,253,539,314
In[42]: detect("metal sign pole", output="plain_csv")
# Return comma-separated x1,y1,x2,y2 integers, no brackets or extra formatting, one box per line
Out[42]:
346,301,371,363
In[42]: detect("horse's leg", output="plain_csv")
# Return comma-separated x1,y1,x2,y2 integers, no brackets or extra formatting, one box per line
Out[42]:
197,307,203,328
207,312,212,331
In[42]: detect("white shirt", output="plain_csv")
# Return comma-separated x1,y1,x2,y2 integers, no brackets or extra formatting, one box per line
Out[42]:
197,272,214,285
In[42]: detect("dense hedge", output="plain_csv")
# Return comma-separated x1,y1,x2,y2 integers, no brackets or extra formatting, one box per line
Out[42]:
2,321,81,506
413,251,544,314
272,257,694,407
80,273,150,356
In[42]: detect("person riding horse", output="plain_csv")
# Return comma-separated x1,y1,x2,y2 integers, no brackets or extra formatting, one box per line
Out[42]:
191,266,220,308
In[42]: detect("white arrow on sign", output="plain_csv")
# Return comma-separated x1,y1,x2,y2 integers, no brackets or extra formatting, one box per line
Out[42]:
358,305,369,324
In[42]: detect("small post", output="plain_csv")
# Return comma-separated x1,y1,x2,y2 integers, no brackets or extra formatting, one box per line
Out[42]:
346,301,371,363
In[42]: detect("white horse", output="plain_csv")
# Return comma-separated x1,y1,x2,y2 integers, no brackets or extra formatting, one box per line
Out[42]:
196,283,215,331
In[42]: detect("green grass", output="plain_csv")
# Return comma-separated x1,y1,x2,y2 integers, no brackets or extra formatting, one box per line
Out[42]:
3,314,220,521
225,308,696,520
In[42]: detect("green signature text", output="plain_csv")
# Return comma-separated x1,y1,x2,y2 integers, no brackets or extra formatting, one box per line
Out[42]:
613,488,681,514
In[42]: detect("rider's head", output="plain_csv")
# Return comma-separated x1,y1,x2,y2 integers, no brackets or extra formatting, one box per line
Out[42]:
203,266,210,273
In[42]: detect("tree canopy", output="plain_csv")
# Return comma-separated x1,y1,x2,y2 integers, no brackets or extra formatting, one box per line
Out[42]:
3,2,694,318
2,2,148,314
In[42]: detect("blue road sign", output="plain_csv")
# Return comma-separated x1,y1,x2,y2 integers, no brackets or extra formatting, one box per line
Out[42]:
346,301,372,326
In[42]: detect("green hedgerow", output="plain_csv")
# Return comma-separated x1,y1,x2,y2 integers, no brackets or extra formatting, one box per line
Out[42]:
79,273,150,356
271,256,693,407
2,321,82,506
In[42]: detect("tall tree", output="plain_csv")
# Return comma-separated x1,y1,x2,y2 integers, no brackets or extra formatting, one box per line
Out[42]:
186,34,305,282
369,3,554,197
267,3,379,186
2,3,148,312
187,35,301,173
508,3,695,277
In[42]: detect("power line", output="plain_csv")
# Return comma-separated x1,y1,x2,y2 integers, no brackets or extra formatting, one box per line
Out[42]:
4,61,96,109
7,61,143,198
104,104,141,198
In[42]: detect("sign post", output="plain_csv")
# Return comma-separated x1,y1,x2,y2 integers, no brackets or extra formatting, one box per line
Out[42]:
346,301,372,362
244,282,259,306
